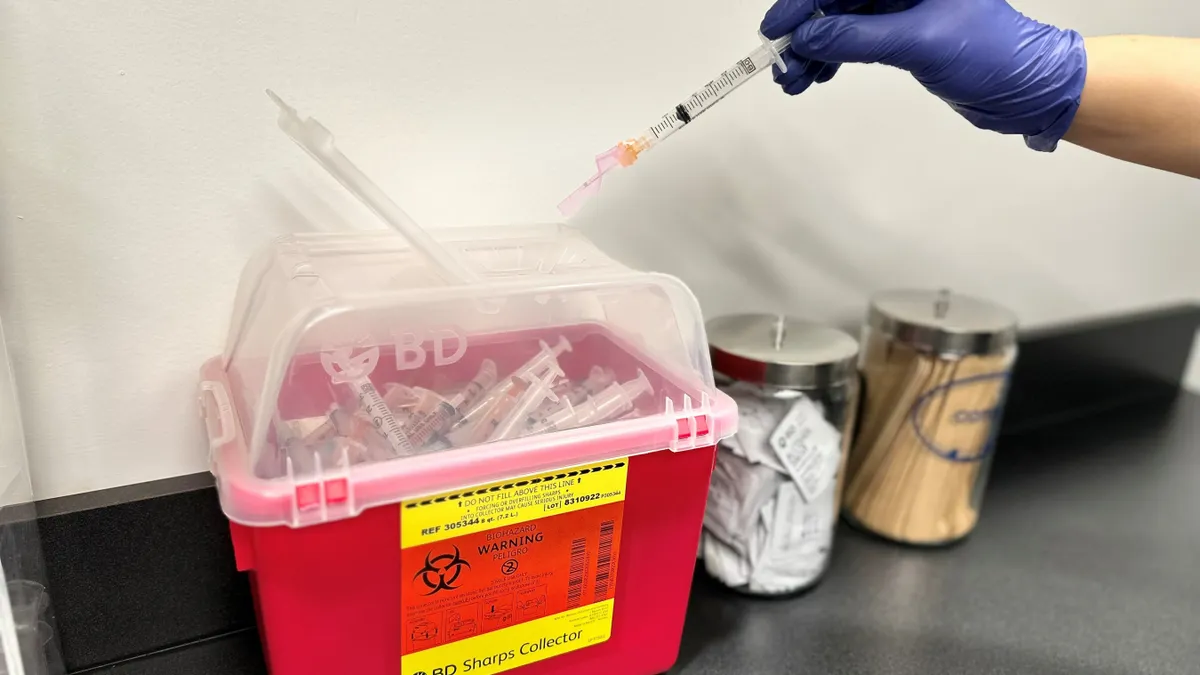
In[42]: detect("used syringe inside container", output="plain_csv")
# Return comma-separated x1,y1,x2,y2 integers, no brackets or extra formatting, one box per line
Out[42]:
557,365,616,406
451,363,563,447
530,365,615,421
318,348,415,455
525,370,653,435
301,382,421,448
489,364,564,442
405,359,498,448
282,337,663,468
450,337,571,441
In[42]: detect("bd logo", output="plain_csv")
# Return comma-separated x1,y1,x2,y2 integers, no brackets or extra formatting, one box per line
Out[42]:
320,346,380,384
414,546,471,596
413,667,457,675
319,327,467,379
909,372,1010,462
394,328,467,370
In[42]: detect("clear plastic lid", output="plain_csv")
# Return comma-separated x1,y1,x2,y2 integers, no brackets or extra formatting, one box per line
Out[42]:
199,96,738,528
0,317,63,675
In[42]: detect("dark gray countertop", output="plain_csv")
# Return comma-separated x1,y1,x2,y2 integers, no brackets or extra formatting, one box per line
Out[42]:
94,393,1200,675
673,394,1200,675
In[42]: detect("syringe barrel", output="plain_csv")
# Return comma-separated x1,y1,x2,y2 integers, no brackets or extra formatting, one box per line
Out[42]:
351,377,415,455
636,33,792,152
571,366,616,404
489,365,564,442
518,337,571,379
453,376,533,446
459,359,499,410
575,371,652,427
407,401,456,447
455,340,568,430
577,384,632,426
525,401,577,436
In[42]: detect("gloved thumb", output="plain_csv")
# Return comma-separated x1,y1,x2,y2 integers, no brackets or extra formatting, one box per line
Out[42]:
789,13,913,66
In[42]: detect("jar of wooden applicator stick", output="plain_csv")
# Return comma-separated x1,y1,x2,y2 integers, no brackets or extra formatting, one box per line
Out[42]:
844,289,1018,546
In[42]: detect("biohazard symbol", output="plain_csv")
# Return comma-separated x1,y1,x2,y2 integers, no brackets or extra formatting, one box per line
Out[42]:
414,546,471,595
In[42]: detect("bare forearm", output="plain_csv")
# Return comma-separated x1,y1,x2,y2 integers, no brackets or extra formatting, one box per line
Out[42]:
1064,36,1200,179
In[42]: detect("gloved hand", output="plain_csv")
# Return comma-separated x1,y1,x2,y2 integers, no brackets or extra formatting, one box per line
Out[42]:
760,0,1088,151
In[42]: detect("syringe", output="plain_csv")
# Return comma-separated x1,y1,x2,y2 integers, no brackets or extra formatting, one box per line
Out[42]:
532,365,615,420
556,9,840,218
450,337,572,436
525,370,653,435
558,31,795,216
488,363,564,442
319,347,416,456
406,360,498,447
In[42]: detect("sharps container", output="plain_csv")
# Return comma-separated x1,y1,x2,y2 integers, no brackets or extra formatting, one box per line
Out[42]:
702,314,859,595
844,289,1018,546
197,97,737,675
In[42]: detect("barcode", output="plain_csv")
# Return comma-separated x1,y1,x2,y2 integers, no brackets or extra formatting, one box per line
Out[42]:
566,537,588,609
593,520,615,602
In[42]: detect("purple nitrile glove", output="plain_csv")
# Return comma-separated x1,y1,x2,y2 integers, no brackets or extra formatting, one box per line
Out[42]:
760,0,1087,151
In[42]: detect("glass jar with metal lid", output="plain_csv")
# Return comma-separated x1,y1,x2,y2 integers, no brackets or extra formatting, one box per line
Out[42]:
701,314,860,595
844,289,1018,546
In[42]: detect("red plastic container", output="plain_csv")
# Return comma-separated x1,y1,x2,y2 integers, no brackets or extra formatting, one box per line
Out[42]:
201,233,734,672
226,445,716,675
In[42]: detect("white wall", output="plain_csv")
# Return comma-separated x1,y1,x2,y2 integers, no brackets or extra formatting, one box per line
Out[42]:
1,0,1197,500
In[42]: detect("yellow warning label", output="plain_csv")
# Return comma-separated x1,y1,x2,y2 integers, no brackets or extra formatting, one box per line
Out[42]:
400,599,613,675
401,459,628,548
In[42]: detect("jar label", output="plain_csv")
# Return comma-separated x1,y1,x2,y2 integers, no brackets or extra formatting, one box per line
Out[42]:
399,459,627,675
910,372,1010,462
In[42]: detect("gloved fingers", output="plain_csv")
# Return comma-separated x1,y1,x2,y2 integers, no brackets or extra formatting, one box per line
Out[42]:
762,0,818,39
868,0,922,15
761,0,873,39
790,12,911,66
814,62,841,83
779,59,829,96
772,50,812,86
